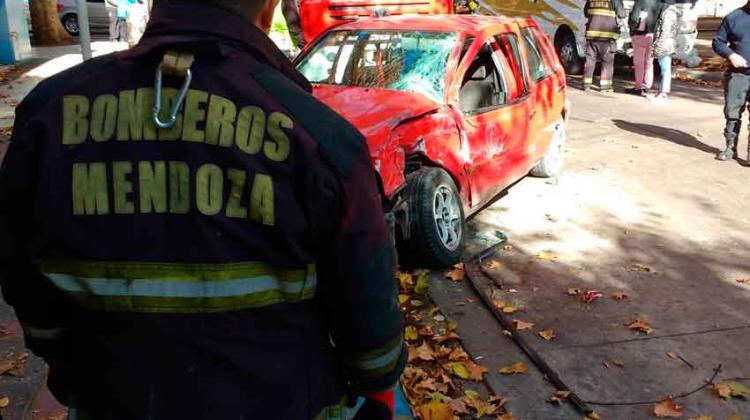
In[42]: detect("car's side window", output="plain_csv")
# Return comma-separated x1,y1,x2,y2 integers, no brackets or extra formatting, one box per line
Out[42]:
529,27,560,73
459,42,508,114
494,34,529,98
520,28,552,82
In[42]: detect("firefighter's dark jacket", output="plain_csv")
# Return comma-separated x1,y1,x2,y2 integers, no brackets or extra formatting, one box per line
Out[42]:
0,2,405,418
585,0,627,40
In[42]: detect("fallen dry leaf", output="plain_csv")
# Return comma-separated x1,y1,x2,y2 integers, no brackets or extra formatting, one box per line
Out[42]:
414,342,435,361
499,362,527,375
632,263,653,273
449,397,469,414
653,398,683,418
486,259,503,269
729,381,750,398
502,306,519,314
397,271,414,289
398,294,410,304
625,319,654,334
466,361,488,381
688,416,712,420
498,414,516,420
448,347,469,361
493,300,507,309
419,326,434,336
538,329,556,341
536,251,558,261
567,288,581,296
549,390,571,404
714,382,732,399
414,274,430,294
581,291,603,304
728,414,742,420
405,326,419,341
612,291,628,300
513,319,535,331
418,399,453,420
502,329,513,337
0,360,13,376
433,332,460,344
666,352,678,360
585,412,602,420
451,362,470,379
0,396,8,408
737,278,749,284
445,263,465,282
502,244,513,251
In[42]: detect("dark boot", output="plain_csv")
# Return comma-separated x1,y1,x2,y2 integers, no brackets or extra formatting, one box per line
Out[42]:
717,137,738,161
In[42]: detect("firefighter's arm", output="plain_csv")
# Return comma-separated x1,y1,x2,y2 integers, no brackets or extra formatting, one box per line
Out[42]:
315,139,406,396
0,113,71,360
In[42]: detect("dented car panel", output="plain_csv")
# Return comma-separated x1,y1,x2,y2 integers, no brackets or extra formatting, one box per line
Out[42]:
296,15,567,262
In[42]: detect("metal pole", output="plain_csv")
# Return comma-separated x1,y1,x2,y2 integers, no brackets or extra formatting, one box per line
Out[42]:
76,0,92,60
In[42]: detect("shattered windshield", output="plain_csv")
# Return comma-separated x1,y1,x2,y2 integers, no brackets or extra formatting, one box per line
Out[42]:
297,30,457,103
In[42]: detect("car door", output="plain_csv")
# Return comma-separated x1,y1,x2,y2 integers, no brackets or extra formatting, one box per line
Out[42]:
519,25,566,165
456,34,532,208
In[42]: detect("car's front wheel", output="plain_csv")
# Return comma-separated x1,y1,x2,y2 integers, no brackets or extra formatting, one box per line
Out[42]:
62,14,79,36
400,168,465,267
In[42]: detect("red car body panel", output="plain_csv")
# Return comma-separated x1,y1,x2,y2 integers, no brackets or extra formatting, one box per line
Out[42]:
299,0,454,43
300,15,568,215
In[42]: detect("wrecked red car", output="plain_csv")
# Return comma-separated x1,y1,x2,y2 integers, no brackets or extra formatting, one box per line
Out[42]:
296,15,569,266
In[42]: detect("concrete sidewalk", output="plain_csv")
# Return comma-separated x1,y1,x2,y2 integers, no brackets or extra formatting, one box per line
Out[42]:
0,42,128,129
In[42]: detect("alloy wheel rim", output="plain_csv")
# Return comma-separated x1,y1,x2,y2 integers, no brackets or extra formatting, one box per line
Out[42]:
433,185,462,251
66,17,79,34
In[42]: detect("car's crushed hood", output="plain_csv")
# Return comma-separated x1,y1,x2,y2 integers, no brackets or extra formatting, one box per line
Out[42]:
312,85,440,154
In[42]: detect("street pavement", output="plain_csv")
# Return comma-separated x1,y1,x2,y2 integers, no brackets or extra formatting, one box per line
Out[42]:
431,76,750,419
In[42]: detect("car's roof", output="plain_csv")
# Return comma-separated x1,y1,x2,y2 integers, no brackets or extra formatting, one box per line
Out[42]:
332,14,523,34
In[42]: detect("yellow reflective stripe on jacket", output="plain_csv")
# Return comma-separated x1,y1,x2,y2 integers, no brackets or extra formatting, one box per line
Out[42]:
588,8,616,16
347,334,404,378
39,261,316,313
585,30,619,39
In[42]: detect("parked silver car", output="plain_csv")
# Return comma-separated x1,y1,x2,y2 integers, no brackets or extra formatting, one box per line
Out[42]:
58,0,115,35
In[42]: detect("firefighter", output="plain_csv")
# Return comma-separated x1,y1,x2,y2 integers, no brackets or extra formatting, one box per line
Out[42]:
0,0,405,418
282,0,307,50
583,0,626,92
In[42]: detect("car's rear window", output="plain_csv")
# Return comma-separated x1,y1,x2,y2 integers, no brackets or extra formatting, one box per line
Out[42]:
297,30,458,102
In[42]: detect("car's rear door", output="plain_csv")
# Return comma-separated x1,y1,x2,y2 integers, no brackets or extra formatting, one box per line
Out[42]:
518,24,566,166
456,32,532,208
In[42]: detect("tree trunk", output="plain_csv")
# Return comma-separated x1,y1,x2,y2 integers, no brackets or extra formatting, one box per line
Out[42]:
30,0,73,46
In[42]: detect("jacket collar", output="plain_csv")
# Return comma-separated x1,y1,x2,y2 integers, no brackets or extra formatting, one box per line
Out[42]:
125,1,311,92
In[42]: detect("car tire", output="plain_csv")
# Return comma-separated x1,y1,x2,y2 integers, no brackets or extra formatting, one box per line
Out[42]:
531,117,566,178
62,14,79,36
556,31,582,75
400,168,465,267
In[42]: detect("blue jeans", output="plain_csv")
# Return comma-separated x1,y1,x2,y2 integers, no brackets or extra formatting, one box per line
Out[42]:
658,56,672,94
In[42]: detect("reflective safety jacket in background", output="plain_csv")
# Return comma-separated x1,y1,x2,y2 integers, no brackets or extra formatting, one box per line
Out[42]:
0,2,405,418
584,0,627,41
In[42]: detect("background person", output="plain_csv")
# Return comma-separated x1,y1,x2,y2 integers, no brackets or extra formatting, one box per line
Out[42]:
582,0,627,92
713,0,750,163
650,0,679,101
282,0,306,50
0,0,406,418
628,0,662,95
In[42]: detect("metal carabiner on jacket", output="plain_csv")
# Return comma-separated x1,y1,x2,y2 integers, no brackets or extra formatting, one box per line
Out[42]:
153,51,195,129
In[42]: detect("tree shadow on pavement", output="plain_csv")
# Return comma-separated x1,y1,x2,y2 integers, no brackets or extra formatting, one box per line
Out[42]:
611,119,721,156
465,203,750,419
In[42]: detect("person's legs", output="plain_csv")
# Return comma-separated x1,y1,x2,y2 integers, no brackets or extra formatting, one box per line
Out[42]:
583,40,598,91
282,0,306,50
600,41,616,92
719,72,750,160
632,35,646,90
642,34,655,90
658,55,672,94
108,9,117,41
